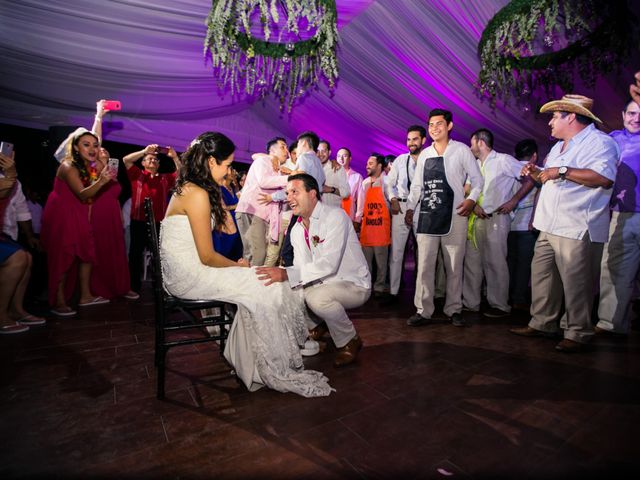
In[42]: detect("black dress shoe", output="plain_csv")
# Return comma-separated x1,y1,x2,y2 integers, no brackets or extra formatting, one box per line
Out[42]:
407,313,430,327
483,307,510,318
450,313,467,327
382,294,399,305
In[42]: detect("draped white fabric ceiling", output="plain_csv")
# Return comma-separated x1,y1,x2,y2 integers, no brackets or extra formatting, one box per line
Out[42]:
1,0,638,168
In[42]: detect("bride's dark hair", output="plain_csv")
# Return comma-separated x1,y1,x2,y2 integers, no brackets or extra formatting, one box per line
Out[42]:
175,131,235,227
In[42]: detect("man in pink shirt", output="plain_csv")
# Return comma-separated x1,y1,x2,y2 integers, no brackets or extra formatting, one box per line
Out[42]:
236,137,289,266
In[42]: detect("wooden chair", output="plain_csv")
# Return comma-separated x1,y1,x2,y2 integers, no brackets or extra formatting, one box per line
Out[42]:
144,198,235,399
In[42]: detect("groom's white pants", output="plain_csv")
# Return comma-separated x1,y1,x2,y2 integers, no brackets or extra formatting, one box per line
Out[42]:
304,280,371,348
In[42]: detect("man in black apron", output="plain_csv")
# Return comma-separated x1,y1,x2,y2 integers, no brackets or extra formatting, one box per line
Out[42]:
404,109,484,327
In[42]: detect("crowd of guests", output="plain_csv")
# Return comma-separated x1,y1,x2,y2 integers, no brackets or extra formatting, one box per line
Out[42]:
0,72,638,396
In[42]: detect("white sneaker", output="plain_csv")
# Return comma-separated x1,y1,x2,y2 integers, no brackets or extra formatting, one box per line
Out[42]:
300,339,320,357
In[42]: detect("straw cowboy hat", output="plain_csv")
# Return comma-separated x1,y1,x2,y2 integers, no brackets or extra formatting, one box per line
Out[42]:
539,94,602,123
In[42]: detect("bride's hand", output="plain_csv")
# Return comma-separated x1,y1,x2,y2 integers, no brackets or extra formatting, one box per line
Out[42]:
237,258,250,267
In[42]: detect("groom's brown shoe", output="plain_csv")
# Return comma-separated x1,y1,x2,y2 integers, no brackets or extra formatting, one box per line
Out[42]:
334,335,363,367
309,322,329,341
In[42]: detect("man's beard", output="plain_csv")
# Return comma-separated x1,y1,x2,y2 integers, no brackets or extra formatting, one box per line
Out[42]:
408,145,421,154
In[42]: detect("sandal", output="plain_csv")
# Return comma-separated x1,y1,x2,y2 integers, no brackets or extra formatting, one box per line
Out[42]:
78,296,110,307
16,314,47,326
0,323,30,335
50,307,77,317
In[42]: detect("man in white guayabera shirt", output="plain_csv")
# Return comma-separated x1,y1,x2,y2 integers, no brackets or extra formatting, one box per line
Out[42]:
511,94,618,353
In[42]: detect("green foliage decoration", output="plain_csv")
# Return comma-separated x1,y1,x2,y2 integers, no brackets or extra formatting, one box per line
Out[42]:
204,0,339,111
477,0,637,108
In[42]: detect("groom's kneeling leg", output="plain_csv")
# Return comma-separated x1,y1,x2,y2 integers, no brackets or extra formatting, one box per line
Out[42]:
304,281,370,349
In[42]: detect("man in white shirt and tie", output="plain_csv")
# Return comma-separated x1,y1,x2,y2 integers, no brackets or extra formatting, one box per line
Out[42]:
385,125,427,302
256,173,371,367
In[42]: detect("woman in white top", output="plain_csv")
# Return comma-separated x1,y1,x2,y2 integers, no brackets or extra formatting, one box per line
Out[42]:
160,132,332,397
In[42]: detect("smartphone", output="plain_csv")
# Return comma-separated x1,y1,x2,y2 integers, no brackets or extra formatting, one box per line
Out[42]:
0,141,13,156
156,146,170,155
103,100,121,111
108,157,119,172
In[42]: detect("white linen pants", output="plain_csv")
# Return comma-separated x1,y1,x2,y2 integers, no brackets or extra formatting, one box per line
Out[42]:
389,204,416,295
462,214,511,312
304,281,371,348
597,211,640,334
414,214,468,318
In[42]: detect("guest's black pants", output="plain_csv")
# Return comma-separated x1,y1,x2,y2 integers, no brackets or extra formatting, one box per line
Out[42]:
129,219,159,292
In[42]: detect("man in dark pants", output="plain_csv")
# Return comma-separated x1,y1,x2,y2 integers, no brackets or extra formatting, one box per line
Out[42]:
123,144,180,293
506,139,539,310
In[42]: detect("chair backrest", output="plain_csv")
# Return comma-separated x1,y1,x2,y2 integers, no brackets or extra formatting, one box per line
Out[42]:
143,198,165,298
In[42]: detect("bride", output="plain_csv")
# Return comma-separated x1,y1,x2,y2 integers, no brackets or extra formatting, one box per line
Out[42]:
160,132,332,397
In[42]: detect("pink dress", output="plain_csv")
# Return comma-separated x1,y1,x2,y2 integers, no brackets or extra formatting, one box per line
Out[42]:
41,177,97,305
90,181,131,298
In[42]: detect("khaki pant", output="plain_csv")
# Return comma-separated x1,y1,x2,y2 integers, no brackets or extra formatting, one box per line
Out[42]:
414,214,468,318
363,245,389,293
264,215,291,267
236,213,268,266
305,281,370,348
528,231,603,343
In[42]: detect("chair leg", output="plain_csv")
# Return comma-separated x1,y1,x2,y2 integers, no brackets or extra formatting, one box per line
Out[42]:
156,346,167,400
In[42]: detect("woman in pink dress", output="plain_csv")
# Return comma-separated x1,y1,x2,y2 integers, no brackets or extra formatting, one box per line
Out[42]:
89,148,138,300
40,130,116,316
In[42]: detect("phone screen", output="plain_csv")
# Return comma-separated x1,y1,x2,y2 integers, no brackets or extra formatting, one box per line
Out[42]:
108,158,119,171
0,142,14,157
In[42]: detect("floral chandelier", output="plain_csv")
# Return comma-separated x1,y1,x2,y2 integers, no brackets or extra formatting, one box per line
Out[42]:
204,0,339,111
476,0,637,109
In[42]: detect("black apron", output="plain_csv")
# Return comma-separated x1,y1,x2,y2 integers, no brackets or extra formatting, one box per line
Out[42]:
417,156,455,235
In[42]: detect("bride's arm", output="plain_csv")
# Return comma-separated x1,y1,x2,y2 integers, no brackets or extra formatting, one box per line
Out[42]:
184,186,246,268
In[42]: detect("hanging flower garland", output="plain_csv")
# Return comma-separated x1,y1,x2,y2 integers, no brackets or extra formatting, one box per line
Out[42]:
204,0,339,111
476,0,637,108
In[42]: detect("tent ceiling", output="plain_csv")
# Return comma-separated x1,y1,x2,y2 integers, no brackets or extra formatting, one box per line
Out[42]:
1,0,638,168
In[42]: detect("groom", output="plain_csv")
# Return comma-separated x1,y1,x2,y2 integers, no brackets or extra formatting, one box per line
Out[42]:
256,173,371,367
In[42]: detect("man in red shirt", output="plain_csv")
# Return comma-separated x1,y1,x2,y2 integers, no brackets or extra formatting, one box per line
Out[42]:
123,144,180,293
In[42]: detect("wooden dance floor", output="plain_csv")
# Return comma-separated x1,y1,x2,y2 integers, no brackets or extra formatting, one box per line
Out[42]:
1,279,639,478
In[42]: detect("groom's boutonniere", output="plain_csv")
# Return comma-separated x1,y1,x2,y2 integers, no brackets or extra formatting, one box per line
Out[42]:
312,235,325,247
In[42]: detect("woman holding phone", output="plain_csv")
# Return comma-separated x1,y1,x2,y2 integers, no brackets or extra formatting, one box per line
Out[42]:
89,147,139,300
41,128,116,316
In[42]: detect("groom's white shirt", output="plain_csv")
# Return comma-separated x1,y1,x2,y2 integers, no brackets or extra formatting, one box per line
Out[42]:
286,201,371,290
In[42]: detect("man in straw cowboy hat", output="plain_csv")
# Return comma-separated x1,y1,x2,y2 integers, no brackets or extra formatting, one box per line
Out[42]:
510,94,619,353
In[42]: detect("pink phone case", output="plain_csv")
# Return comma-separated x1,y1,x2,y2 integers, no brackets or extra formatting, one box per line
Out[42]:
103,100,121,111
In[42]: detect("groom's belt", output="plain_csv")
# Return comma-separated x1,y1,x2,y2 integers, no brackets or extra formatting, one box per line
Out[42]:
302,279,324,290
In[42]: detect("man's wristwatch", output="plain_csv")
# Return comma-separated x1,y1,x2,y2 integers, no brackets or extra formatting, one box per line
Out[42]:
558,166,568,180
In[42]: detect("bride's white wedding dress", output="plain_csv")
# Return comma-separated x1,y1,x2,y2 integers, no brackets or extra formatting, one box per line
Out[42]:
159,214,332,397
